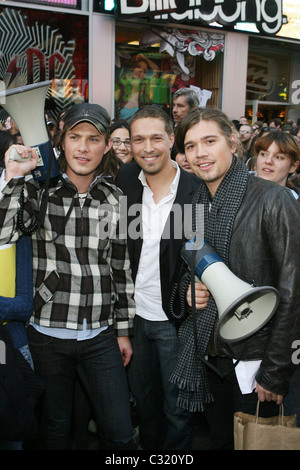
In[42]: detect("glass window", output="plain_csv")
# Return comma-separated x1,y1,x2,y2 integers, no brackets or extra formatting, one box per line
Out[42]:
0,6,88,124
246,50,290,103
114,23,223,122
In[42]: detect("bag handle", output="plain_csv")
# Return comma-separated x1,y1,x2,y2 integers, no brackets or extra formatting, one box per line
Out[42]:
255,400,284,425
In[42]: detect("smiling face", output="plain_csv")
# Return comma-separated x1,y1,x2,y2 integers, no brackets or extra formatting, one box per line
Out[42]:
184,120,237,196
111,126,132,164
130,116,175,176
256,141,299,186
62,121,111,188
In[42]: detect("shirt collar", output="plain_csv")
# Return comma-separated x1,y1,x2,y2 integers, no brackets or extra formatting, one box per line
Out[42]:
138,160,180,195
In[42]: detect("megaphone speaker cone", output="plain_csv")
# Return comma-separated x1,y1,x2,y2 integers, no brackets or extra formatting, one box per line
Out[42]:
181,239,280,344
0,81,59,181
216,286,280,343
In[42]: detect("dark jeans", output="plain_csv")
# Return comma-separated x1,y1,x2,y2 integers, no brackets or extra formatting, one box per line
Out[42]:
204,356,280,450
28,325,135,450
127,316,192,450
284,365,300,427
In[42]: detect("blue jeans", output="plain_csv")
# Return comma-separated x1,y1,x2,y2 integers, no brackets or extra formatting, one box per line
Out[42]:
28,325,135,450
127,316,192,450
19,344,34,370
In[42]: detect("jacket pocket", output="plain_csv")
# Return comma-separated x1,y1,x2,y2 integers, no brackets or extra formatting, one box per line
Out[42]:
33,270,60,312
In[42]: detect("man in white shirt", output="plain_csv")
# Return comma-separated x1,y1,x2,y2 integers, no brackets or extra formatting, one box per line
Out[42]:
115,105,208,450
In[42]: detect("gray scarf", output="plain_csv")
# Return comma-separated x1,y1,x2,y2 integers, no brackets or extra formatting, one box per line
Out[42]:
170,157,249,412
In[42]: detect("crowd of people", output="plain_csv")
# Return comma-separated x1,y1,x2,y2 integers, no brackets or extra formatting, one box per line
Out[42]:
0,86,300,451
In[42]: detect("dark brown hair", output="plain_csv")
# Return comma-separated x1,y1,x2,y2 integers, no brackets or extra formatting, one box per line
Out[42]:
254,130,300,165
129,105,174,137
175,107,243,157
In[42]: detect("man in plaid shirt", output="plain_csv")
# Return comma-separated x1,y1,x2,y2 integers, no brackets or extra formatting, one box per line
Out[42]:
0,103,136,450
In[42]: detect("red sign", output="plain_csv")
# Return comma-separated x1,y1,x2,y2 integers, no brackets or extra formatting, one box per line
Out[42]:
8,0,77,7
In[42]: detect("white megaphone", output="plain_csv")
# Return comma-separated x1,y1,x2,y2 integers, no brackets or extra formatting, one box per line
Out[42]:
182,238,280,344
0,81,59,181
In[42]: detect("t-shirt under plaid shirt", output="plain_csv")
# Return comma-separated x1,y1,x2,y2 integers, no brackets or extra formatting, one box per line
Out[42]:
0,170,135,337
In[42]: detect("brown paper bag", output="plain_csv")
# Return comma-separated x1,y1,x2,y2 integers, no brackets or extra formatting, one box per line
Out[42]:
234,401,300,450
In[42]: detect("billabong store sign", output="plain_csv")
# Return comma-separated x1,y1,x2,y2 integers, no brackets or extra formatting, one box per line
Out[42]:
115,0,285,36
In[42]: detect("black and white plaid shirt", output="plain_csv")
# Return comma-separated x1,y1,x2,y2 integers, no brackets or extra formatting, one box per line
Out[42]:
0,171,135,336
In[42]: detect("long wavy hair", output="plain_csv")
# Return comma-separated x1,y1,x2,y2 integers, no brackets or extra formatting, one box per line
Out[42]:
175,107,243,159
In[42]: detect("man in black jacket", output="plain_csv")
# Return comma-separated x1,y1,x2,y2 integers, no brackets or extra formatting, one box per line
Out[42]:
115,105,208,450
170,106,300,449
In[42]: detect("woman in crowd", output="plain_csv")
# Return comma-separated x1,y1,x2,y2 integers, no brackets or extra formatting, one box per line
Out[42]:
115,54,159,122
254,129,300,427
254,129,300,199
110,120,133,165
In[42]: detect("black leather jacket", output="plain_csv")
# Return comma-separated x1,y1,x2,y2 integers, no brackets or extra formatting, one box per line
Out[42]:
173,174,300,396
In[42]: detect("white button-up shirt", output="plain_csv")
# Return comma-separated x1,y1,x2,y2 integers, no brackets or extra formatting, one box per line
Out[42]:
134,161,180,321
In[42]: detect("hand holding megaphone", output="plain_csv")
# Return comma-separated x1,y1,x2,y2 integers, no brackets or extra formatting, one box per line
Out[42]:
9,146,32,162
4,145,38,181
181,238,279,343
187,281,209,310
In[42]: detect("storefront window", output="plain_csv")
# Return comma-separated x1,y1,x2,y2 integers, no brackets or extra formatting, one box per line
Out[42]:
114,23,224,122
246,50,290,103
0,6,88,123
245,34,294,123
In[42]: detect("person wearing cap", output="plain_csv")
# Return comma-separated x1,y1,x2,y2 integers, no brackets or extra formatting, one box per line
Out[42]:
0,102,136,450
